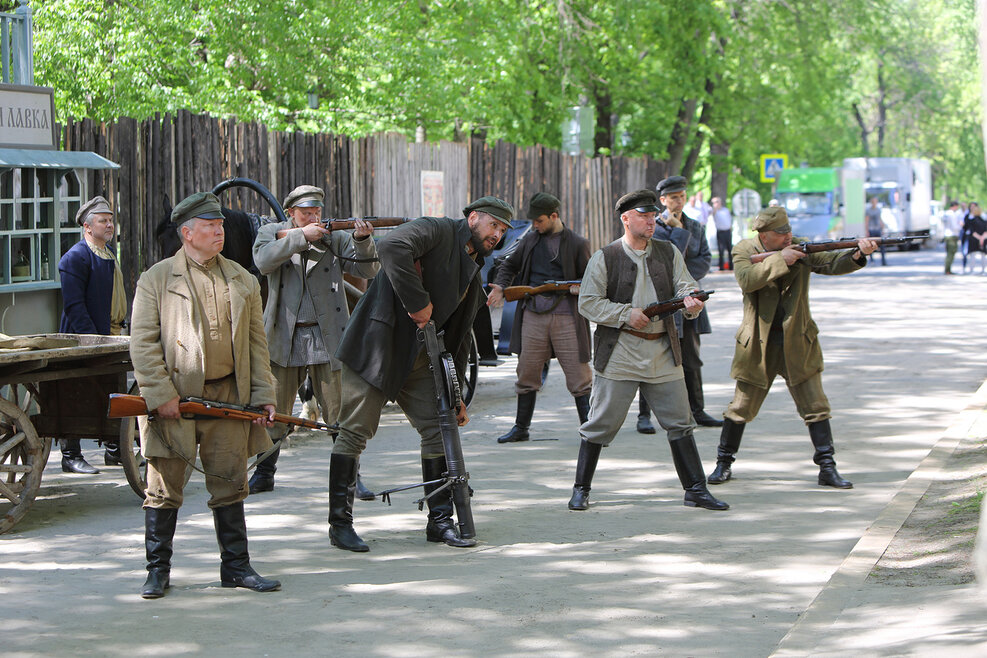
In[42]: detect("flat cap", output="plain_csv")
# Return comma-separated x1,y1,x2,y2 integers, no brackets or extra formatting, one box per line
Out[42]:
656,175,688,197
76,195,113,226
751,206,791,233
463,195,514,227
615,189,660,215
283,185,325,209
526,192,561,220
171,192,224,225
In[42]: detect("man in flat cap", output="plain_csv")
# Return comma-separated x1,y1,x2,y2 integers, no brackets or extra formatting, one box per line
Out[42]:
637,176,722,435
130,192,281,598
706,206,877,490
57,195,127,473
486,192,592,443
328,196,510,552
567,189,728,513
248,185,379,494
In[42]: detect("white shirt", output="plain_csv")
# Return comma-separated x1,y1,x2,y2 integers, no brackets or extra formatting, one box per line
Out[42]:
713,207,733,231
943,209,963,238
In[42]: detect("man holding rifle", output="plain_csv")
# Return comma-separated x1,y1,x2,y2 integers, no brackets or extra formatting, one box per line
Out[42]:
567,189,728,512
130,192,281,598
486,192,592,443
249,185,379,494
707,206,877,489
328,196,511,552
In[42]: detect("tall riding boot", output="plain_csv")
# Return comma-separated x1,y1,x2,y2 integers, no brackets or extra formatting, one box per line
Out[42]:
808,420,853,489
422,456,476,548
636,393,656,434
685,367,723,427
497,391,536,443
248,443,280,494
707,419,745,484
213,502,281,591
141,507,178,599
328,453,369,551
61,438,99,474
567,440,603,510
574,394,591,425
670,435,729,510
355,468,375,501
103,439,122,466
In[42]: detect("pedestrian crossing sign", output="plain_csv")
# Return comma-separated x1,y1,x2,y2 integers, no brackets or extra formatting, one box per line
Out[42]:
759,153,788,183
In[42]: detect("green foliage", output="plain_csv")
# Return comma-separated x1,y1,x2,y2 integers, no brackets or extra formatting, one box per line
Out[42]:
28,0,985,200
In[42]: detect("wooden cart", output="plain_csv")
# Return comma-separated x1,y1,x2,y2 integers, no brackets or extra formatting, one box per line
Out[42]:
0,333,146,534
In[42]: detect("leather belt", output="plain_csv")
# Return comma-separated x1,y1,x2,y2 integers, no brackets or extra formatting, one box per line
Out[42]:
295,322,319,328
204,373,234,385
621,328,664,340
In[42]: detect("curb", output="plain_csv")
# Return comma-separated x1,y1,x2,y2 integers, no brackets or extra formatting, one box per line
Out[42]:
771,380,987,656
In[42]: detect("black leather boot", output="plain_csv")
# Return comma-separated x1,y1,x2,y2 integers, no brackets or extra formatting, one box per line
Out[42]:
61,439,99,474
141,507,178,599
671,435,729,510
684,366,723,427
328,453,369,551
497,391,536,443
574,394,591,425
103,440,122,466
213,502,281,591
707,419,745,484
422,456,476,547
248,443,280,494
568,440,603,510
355,469,375,501
809,420,853,489
636,394,656,434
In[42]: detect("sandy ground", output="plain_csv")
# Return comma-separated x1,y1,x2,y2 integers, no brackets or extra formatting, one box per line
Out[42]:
2,248,987,657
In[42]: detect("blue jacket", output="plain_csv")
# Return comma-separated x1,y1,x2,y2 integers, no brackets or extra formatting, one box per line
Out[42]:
59,240,115,335
654,213,712,335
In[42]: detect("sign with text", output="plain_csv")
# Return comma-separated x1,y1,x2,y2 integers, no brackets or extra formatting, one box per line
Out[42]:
0,84,57,150
421,170,445,217
759,153,788,183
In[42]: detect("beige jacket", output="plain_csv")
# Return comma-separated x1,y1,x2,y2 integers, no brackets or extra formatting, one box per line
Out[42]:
130,250,276,458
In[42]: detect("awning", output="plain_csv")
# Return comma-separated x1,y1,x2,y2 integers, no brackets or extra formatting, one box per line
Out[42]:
0,148,119,170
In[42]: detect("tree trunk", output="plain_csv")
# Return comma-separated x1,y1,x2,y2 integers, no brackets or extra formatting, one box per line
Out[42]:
876,59,887,156
665,98,697,175
852,102,870,158
980,0,987,179
710,141,729,201
593,87,613,154
682,80,716,180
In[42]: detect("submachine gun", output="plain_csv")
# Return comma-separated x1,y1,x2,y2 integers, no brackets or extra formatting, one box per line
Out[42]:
374,320,476,544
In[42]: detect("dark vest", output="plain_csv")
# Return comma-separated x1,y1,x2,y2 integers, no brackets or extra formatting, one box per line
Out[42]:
593,239,682,372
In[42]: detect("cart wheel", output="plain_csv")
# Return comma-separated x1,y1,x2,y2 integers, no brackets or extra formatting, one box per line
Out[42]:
0,397,44,534
119,382,192,500
462,332,480,409
4,383,51,466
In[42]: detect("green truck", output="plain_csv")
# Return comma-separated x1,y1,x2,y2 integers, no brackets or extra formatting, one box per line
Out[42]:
775,167,842,241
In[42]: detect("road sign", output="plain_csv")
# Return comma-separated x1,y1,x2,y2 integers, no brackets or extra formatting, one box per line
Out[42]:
732,188,762,218
759,153,788,183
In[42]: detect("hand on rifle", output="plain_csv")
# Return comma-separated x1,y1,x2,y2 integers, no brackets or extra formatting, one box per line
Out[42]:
352,218,374,239
157,396,181,420
409,302,433,328
683,294,704,313
486,284,505,308
856,237,878,256
568,284,581,295
628,308,650,330
456,403,470,427
252,404,276,427
781,246,807,266
299,222,330,243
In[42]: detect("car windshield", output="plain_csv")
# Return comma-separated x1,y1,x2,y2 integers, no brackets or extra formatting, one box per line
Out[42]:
779,192,831,215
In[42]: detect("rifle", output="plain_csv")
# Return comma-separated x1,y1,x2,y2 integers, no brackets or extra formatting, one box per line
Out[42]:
275,217,413,239
642,290,714,320
749,236,923,264
502,280,581,303
107,394,332,432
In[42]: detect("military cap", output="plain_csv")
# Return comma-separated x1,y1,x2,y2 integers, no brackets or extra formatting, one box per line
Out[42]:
463,195,514,227
526,192,561,220
615,189,661,215
750,206,791,233
171,192,224,225
656,175,688,197
283,185,325,209
75,195,113,227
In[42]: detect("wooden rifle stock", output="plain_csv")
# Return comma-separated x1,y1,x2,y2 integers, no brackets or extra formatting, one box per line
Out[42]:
642,290,714,320
107,393,332,431
502,280,581,303
275,217,413,239
749,236,920,264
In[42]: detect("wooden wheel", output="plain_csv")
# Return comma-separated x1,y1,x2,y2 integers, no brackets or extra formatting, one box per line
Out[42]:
119,381,192,499
0,397,44,534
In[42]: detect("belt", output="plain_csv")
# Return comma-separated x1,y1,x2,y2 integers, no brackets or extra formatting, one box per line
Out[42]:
295,322,319,328
204,373,234,385
621,328,664,340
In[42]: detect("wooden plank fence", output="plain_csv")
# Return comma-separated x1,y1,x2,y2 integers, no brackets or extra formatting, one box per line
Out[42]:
61,112,664,298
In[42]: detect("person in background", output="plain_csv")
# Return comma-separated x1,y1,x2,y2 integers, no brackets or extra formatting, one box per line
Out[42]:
864,197,887,266
942,200,963,275
711,196,734,271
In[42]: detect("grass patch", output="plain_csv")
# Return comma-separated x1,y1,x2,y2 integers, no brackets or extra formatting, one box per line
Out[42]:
949,490,984,516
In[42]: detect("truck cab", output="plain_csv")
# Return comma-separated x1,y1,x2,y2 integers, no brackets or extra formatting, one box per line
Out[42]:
775,167,841,241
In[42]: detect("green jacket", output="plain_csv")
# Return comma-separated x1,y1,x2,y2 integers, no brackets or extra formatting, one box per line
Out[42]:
730,236,865,388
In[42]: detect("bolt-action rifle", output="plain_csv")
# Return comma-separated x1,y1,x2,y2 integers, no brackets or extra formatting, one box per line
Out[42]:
749,236,923,264
502,280,581,303
275,217,413,239
642,290,714,320
107,394,331,431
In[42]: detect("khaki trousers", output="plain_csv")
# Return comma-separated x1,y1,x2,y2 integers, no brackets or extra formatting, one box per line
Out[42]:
143,377,250,510
725,343,831,425
515,310,592,396
580,374,694,446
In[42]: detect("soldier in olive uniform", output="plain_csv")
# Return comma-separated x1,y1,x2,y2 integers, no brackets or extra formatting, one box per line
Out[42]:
707,207,878,489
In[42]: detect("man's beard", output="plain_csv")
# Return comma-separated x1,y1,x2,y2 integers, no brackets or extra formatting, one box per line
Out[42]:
469,228,495,256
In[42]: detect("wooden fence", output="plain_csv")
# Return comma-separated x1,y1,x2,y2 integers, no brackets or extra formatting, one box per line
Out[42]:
61,111,665,296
